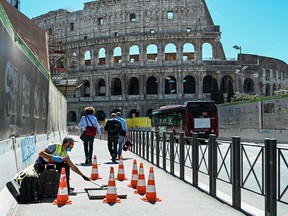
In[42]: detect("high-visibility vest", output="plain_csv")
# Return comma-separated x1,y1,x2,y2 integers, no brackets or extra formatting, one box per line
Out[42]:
53,143,68,158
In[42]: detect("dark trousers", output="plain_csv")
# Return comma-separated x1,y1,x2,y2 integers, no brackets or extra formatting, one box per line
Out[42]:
107,136,118,158
34,158,71,190
82,132,95,162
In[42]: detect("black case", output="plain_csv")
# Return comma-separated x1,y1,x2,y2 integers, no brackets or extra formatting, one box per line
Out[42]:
38,164,60,197
7,172,42,204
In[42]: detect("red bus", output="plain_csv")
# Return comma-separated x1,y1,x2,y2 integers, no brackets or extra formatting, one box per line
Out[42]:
151,101,218,141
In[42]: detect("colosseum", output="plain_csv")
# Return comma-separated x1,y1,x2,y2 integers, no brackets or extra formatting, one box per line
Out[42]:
32,0,288,122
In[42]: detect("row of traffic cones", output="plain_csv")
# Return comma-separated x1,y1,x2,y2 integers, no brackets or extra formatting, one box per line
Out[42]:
52,155,160,205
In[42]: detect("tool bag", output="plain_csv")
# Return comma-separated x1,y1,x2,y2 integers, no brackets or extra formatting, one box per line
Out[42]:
7,171,42,204
38,164,60,197
123,140,133,151
85,116,97,136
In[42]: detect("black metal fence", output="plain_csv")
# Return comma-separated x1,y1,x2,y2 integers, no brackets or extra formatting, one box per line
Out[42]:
128,129,288,216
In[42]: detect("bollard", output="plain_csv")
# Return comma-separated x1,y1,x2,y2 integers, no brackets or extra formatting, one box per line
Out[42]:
231,136,241,209
208,134,217,196
264,138,277,216
179,132,185,180
192,133,199,187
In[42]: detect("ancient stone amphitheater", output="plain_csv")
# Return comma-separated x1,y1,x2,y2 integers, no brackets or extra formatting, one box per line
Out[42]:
32,0,288,122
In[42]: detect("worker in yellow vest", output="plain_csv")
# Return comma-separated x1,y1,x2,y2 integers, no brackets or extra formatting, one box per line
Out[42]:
34,136,90,194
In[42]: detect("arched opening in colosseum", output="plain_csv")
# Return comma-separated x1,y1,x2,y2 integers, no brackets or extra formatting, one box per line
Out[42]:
202,43,213,60
244,78,254,94
183,75,196,93
80,80,90,97
165,76,177,94
67,111,77,122
96,78,106,96
95,110,106,121
183,43,195,61
129,109,139,118
113,47,122,64
71,52,77,68
203,75,213,93
129,45,140,63
129,77,139,95
164,43,176,61
84,50,91,66
146,76,158,94
98,48,106,65
111,78,122,95
146,44,158,61
221,75,233,93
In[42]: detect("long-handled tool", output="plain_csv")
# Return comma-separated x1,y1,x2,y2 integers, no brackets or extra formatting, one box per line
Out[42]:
89,180,108,189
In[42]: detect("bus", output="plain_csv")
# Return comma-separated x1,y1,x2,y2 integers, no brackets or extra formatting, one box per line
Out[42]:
151,101,218,142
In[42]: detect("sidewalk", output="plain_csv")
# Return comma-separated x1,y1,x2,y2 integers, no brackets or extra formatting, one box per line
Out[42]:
9,135,249,216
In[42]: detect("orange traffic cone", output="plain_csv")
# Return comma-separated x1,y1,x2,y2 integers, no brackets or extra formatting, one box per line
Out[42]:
128,159,138,188
103,166,121,203
53,167,72,205
116,155,127,181
91,155,102,180
141,167,161,202
134,162,146,195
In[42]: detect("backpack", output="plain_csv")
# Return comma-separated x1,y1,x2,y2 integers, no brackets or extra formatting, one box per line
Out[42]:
106,120,120,136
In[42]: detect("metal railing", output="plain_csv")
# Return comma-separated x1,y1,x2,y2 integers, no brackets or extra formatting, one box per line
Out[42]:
128,129,288,216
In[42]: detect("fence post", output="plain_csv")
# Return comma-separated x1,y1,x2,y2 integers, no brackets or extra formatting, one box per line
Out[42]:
208,134,217,196
141,130,145,158
146,131,150,161
143,130,148,159
156,131,160,167
179,132,185,180
150,131,154,164
163,132,167,172
231,136,241,209
169,132,175,175
135,129,139,155
264,138,277,216
192,133,199,187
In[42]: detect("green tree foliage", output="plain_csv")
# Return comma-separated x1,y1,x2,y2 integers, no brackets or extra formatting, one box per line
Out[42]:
218,85,225,104
227,81,234,102
210,78,219,104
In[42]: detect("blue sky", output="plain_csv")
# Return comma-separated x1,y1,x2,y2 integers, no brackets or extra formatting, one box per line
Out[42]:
20,0,288,63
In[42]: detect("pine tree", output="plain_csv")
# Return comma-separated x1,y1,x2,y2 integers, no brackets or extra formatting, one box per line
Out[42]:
218,85,225,104
227,81,234,102
210,78,219,104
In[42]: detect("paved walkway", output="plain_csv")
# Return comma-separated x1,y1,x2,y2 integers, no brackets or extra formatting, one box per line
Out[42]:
9,135,250,216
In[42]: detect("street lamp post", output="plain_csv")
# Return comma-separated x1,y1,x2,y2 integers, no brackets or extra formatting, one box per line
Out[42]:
233,45,243,93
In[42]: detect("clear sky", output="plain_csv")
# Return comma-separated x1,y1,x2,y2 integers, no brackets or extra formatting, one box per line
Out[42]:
19,0,288,63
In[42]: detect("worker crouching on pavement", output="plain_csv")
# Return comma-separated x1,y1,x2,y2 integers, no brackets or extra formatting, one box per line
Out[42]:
34,136,90,194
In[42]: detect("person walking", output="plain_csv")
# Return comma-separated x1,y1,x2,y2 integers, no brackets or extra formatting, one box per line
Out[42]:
77,106,102,164
34,137,90,194
104,113,123,163
116,111,128,159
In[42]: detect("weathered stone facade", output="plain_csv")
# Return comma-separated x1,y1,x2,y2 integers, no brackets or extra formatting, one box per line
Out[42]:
32,0,288,122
